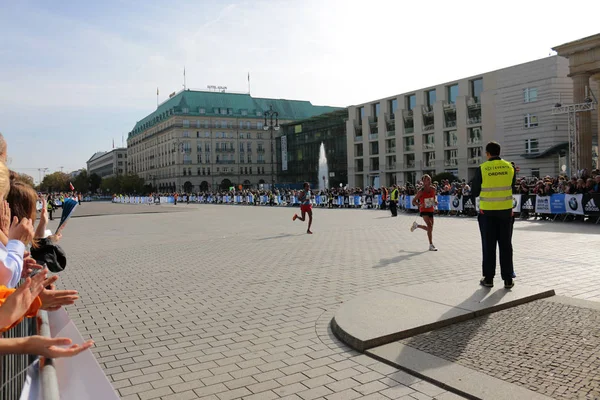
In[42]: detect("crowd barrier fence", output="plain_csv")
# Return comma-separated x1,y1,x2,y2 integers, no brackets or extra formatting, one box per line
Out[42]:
112,193,600,221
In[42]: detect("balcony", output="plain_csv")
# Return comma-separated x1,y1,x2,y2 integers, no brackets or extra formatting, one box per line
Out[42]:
355,135,364,141
467,116,482,125
424,159,436,168
422,105,434,116
404,145,415,152
445,120,457,129
387,130,396,137
257,160,266,164
443,101,456,110
468,138,482,146
423,143,435,150
369,133,379,141
216,148,235,153
467,97,481,109
468,157,482,165
404,127,414,134
386,147,396,154
423,124,435,132
386,163,396,170
216,160,236,164
356,165,364,172
369,165,380,172
444,159,458,167
404,160,416,169
257,148,265,154
445,141,458,148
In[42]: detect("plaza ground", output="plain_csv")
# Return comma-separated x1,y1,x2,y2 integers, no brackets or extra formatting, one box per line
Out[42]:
53,202,600,399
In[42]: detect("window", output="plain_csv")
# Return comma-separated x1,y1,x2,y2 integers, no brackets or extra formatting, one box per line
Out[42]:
358,107,364,125
424,134,435,149
183,120,190,128
447,84,458,104
373,103,380,117
426,90,436,107
388,98,398,114
525,139,539,154
470,79,483,102
240,132,245,139
117,161,123,166
183,131,190,138
524,88,538,103
196,131,200,138
524,114,538,128
241,109,248,116
257,133,263,140
445,131,458,147
406,94,416,111
247,142,252,151
257,122,263,130
355,143,363,157
182,108,189,114
404,136,414,152
531,168,540,178
205,132,210,138
204,121,210,129
215,120,221,129
196,120,201,128
227,108,233,115
370,141,379,155
199,108,205,114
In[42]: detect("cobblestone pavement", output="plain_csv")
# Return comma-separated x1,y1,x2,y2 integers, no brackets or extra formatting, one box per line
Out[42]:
54,203,599,399
401,298,600,399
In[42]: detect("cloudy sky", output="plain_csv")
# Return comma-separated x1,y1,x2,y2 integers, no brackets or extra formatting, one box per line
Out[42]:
1,0,598,181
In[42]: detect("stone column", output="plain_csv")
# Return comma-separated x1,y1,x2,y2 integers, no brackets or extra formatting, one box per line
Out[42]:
572,73,593,171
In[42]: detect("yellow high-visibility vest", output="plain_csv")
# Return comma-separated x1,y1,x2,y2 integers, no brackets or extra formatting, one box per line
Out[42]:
391,189,399,201
479,159,514,211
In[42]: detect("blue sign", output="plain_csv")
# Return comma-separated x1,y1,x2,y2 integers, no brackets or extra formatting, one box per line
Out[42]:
437,195,451,211
550,194,566,214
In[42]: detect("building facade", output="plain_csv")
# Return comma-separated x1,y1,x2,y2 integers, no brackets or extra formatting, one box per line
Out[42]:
127,90,339,192
86,149,127,178
346,56,598,188
276,109,348,189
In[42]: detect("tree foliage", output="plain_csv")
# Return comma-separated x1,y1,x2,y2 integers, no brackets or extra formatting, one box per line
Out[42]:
432,172,461,184
12,172,35,187
39,172,70,192
100,174,146,195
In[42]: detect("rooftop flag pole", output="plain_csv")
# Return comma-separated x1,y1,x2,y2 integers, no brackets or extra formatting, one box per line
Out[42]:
183,67,186,90
248,71,250,94
157,87,159,108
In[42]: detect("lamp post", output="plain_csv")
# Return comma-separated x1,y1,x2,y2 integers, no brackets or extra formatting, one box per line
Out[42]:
263,105,280,191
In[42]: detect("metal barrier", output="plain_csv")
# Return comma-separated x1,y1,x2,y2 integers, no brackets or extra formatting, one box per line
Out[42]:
0,311,60,400
1,316,36,400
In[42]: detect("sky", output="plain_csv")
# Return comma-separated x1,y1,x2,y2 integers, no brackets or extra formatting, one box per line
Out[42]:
1,0,599,182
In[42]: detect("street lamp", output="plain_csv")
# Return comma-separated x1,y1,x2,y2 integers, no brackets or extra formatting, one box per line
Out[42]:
263,105,280,190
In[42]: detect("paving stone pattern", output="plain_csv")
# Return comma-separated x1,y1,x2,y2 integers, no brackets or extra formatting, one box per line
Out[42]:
401,299,600,399
54,202,599,399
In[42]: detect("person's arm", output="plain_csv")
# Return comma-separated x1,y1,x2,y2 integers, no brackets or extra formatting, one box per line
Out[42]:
34,199,49,239
0,218,35,288
0,271,46,331
412,190,422,206
471,168,483,198
0,336,94,358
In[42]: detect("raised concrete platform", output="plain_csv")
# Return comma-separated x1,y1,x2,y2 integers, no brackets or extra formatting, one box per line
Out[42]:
367,342,554,400
330,281,555,352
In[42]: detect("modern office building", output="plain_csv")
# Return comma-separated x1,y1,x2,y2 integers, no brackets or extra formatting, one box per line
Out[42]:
126,89,339,192
346,55,599,188
86,148,127,178
276,109,348,189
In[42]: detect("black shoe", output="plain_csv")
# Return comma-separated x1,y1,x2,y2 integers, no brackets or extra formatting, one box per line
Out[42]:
504,279,514,289
480,277,493,288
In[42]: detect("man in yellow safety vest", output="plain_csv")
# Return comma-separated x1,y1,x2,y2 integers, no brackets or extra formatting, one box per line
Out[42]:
471,141,516,289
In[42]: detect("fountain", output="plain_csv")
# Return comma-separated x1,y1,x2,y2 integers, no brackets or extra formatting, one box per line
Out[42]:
318,142,329,191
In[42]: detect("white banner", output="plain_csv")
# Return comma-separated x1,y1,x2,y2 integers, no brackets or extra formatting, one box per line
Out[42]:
512,194,521,213
535,196,551,214
281,135,288,171
565,194,584,215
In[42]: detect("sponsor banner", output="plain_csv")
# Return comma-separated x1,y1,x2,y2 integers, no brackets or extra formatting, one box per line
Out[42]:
463,196,476,211
437,195,451,211
354,195,362,206
550,194,566,214
535,196,551,214
582,193,600,216
512,194,521,213
450,195,463,211
565,194,584,215
521,195,535,212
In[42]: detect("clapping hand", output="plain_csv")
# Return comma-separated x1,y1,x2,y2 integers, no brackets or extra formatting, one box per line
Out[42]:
0,201,10,236
8,217,34,245
0,269,48,327
38,275,79,311
21,252,43,279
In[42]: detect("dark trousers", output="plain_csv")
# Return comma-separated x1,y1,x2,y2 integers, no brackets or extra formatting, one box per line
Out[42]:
389,200,397,216
478,213,514,281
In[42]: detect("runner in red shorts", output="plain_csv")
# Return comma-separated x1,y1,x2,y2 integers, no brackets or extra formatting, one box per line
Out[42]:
293,182,313,234
411,174,438,251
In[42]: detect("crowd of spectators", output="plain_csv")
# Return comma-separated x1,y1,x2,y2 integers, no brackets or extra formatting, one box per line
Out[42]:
0,133,93,392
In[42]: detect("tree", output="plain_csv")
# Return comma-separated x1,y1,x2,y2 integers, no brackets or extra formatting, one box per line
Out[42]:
39,172,70,193
72,169,89,193
89,173,102,193
99,174,146,195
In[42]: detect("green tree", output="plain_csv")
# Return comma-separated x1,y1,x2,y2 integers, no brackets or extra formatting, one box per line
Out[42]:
432,172,460,184
72,169,89,193
39,172,70,192
99,174,147,195
89,173,102,193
